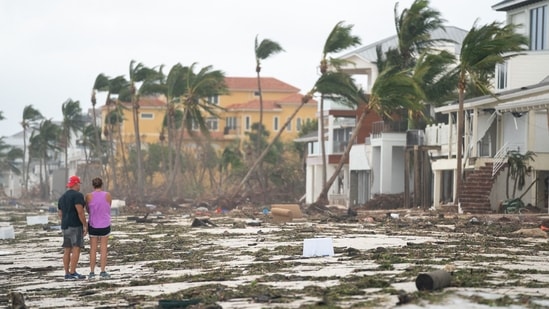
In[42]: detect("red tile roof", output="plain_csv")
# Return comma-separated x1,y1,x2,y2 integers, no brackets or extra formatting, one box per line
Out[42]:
226,93,317,111
107,96,167,109
225,77,300,93
226,99,281,110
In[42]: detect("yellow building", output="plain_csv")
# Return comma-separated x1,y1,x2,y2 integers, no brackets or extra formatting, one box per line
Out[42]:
220,77,317,144
100,76,317,148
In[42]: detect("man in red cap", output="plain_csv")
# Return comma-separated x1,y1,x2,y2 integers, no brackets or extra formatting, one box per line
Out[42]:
58,175,87,280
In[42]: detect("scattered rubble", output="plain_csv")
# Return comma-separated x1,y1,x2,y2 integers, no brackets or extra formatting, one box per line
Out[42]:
1,202,549,308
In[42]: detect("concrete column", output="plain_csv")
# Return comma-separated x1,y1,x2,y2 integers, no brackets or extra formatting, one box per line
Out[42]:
433,170,441,208
379,140,392,193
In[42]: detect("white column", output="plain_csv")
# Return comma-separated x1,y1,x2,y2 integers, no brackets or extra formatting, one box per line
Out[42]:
433,170,441,208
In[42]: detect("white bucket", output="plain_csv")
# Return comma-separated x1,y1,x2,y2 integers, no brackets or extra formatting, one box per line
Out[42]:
0,225,15,239
26,215,48,225
303,237,334,257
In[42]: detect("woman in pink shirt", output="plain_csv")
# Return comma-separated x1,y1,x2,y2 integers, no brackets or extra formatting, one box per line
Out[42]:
85,177,112,279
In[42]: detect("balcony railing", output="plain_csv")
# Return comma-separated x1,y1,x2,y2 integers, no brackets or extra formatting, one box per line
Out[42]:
371,120,407,139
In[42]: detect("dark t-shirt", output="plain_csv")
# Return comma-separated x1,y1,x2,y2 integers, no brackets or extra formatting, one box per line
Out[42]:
58,189,85,229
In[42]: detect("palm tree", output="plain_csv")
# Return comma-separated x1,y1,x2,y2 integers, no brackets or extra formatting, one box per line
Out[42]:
254,35,284,156
162,63,227,198
61,99,84,183
104,105,126,193
219,142,243,192
454,21,528,204
20,105,43,195
29,119,61,199
126,60,163,202
0,138,23,176
100,75,129,192
158,63,186,188
318,21,361,188
385,0,452,129
254,36,284,196
91,73,110,173
505,150,536,200
392,0,448,70
80,124,102,178
232,22,360,201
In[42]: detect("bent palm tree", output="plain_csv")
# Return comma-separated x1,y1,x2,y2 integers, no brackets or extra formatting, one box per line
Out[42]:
254,35,284,156
91,73,110,173
232,21,360,201
318,21,361,188
254,36,284,196
100,75,129,191
162,63,227,198
455,21,528,204
393,0,448,70
234,71,357,200
0,138,23,175
30,119,61,199
127,60,163,202
387,0,451,129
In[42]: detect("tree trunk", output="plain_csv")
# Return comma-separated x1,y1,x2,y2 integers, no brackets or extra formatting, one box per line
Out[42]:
23,129,28,196
91,100,103,180
163,107,190,199
233,96,311,199
132,95,145,204
64,139,69,184
315,106,369,206
256,73,266,197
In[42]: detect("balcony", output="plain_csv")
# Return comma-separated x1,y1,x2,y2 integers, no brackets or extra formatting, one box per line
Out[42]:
371,120,407,139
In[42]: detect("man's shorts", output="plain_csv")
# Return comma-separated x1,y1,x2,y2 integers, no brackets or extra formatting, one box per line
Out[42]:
62,226,84,248
89,225,111,237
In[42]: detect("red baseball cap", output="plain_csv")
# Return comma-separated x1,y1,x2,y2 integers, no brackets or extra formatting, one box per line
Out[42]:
66,175,81,188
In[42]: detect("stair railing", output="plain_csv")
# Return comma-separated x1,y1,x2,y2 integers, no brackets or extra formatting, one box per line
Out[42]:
492,142,509,177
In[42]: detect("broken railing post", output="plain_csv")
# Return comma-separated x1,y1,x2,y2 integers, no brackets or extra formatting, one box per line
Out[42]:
415,270,452,291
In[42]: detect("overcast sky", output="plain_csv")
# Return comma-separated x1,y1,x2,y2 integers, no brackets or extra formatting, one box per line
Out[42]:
0,0,505,137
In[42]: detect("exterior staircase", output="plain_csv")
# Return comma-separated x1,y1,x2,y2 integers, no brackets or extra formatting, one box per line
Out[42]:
460,162,496,214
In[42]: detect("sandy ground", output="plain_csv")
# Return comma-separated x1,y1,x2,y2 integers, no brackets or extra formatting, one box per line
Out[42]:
1,205,549,308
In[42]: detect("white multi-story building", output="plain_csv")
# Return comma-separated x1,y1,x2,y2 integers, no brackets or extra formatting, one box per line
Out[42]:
300,26,468,206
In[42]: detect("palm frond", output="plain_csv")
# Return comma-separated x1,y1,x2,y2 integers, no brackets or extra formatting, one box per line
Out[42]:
314,71,362,109
323,21,362,56
371,68,424,117
255,36,285,61
93,74,110,91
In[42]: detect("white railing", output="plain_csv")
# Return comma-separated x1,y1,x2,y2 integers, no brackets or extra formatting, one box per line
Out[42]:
492,142,509,177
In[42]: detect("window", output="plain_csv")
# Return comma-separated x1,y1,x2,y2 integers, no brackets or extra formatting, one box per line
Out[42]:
273,116,279,131
224,117,237,134
496,62,508,90
140,113,154,120
245,116,251,131
206,118,218,131
286,118,292,131
530,5,547,50
225,116,237,129
253,91,260,96
207,95,219,104
296,118,302,131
